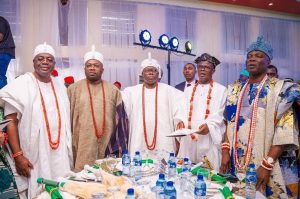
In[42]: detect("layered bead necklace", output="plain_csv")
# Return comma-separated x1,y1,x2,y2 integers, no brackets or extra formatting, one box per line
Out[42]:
187,80,214,129
233,75,268,171
86,80,106,138
142,83,158,150
35,76,61,150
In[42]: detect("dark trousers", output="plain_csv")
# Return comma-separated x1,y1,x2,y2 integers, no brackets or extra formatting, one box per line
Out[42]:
0,53,12,89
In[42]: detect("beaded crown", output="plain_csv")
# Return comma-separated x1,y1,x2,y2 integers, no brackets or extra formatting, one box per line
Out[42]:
246,36,273,60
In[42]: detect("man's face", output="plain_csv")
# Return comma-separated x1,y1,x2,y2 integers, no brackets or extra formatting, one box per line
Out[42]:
246,51,270,76
33,53,55,78
84,59,103,82
142,66,159,85
197,61,215,84
183,63,196,82
266,68,278,78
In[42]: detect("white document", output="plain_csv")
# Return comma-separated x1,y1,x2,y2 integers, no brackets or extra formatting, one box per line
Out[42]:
166,128,198,137
0,119,12,130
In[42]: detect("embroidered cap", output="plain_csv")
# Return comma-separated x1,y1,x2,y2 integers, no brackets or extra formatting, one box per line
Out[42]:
33,42,55,58
140,52,161,78
84,45,104,64
194,53,220,67
240,69,249,77
246,36,273,60
64,76,74,84
51,69,58,77
113,81,122,89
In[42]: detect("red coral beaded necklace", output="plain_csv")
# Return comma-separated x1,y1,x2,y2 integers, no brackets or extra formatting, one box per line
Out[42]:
35,76,61,150
233,75,268,171
142,83,158,150
187,80,214,129
86,80,106,138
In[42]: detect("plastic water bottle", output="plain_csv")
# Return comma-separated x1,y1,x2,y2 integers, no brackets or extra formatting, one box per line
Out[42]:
155,173,166,198
133,151,142,172
164,181,176,198
182,157,191,172
129,161,136,183
245,163,257,199
194,174,206,199
122,150,131,176
168,152,177,178
180,157,191,192
125,188,136,199
156,173,166,188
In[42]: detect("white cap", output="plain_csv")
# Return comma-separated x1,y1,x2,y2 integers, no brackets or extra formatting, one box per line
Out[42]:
33,42,55,58
84,45,104,64
140,52,161,78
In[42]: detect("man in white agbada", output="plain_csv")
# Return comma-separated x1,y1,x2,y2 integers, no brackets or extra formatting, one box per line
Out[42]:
0,43,72,198
122,53,186,157
178,53,227,171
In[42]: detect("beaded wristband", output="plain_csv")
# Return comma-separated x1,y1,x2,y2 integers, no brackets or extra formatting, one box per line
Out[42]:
12,151,23,158
261,158,274,171
221,142,230,150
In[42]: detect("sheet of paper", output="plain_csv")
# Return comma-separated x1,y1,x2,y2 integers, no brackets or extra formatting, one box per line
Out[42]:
0,119,12,130
166,128,198,137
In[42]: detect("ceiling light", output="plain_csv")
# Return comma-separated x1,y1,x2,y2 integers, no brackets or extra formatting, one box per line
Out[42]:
268,2,273,6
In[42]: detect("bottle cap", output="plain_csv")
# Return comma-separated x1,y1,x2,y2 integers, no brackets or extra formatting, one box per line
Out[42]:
159,173,165,179
249,163,255,168
197,174,204,180
127,188,134,195
123,149,128,154
170,152,174,157
184,157,189,162
37,178,44,184
135,151,140,155
167,181,174,186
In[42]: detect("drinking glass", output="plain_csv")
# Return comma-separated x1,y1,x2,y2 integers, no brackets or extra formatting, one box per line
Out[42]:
106,154,117,174
235,166,246,196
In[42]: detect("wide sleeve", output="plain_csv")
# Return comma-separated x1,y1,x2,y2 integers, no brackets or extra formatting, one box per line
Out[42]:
169,86,187,127
206,85,227,145
67,84,76,133
272,82,300,150
121,87,132,119
105,90,129,157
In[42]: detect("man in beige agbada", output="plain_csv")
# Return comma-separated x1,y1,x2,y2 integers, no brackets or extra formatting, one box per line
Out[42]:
68,46,128,172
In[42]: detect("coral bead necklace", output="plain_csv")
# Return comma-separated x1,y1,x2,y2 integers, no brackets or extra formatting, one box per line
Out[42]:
233,75,267,171
142,83,158,150
35,76,61,150
187,80,214,129
86,80,106,138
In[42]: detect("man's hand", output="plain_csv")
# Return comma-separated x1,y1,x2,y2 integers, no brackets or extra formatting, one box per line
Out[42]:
14,155,33,177
176,121,185,130
197,124,209,135
256,166,271,191
219,150,231,174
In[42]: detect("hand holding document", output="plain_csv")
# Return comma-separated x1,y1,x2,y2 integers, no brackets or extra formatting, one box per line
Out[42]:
0,119,12,130
166,128,198,137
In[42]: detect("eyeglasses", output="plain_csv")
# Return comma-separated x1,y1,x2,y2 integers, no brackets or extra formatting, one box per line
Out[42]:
197,65,213,71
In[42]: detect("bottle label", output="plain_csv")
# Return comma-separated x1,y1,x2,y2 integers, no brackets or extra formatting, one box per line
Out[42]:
195,187,206,196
